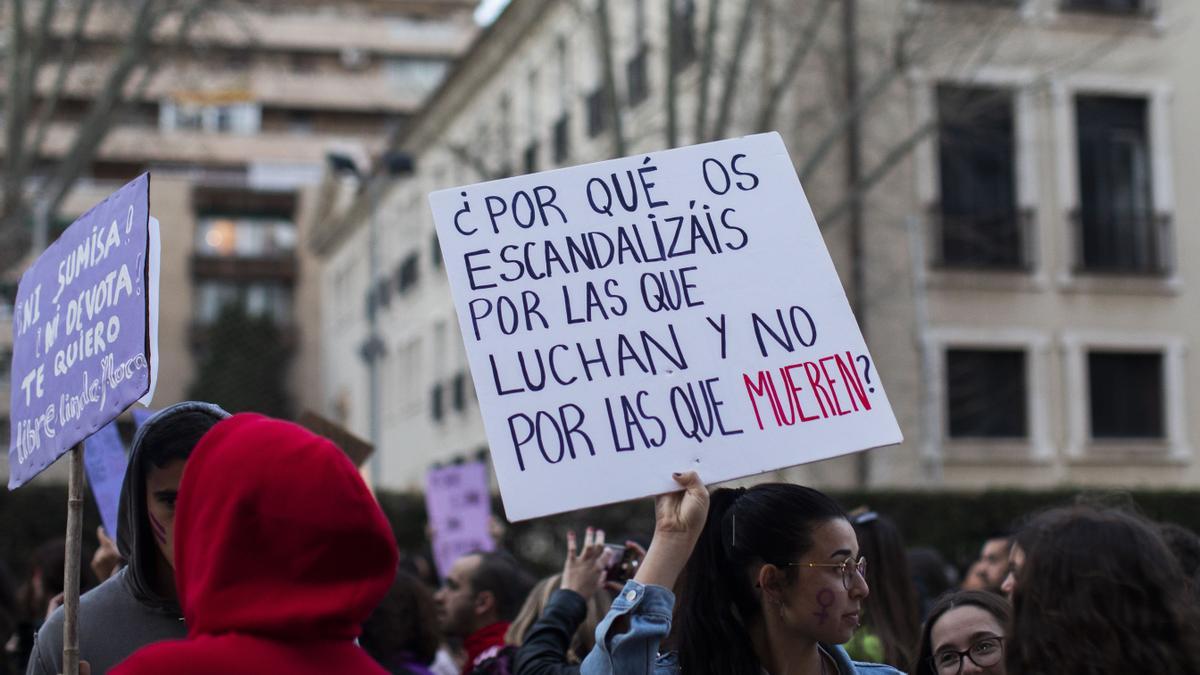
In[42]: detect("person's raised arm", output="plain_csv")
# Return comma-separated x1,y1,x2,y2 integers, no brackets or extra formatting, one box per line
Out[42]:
579,472,709,675
514,528,608,675
634,472,708,590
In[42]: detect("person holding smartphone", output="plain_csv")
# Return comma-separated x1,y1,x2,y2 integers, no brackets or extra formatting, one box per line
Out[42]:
513,529,643,675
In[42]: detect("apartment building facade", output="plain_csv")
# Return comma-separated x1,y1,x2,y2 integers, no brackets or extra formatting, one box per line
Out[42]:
1,0,475,481
312,0,1200,493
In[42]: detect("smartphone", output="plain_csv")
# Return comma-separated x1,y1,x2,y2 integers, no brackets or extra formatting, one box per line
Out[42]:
603,544,637,584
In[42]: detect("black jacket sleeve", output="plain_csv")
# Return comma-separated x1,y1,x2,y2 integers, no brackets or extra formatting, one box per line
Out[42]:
513,588,589,675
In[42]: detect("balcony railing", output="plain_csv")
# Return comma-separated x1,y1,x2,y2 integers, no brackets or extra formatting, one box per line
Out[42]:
1070,209,1173,276
928,206,1035,271
191,254,297,282
1061,0,1158,16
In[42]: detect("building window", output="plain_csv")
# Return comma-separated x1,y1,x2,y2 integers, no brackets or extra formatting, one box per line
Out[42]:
670,0,698,71
586,87,610,138
1088,351,1163,439
0,281,15,322
936,85,1024,268
1074,95,1165,274
452,371,468,412
553,114,570,164
0,347,10,387
430,382,445,422
288,52,318,73
160,100,261,135
499,95,514,175
396,253,420,294
1062,0,1152,15
556,36,572,115
527,68,540,143
288,110,314,135
195,217,296,258
626,46,650,107
384,58,449,99
194,281,292,325
946,348,1027,438
523,142,539,174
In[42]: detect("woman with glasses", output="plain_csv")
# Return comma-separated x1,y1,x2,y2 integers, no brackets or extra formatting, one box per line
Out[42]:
1005,505,1200,675
579,472,901,675
913,591,1009,675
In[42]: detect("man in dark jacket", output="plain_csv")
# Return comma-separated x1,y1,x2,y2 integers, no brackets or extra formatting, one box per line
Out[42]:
26,401,229,675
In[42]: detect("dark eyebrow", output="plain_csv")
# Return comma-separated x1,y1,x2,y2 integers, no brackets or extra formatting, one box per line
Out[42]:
830,549,852,559
936,632,1003,652
153,489,178,500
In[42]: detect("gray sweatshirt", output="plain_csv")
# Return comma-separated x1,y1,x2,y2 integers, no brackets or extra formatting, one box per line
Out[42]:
26,401,229,675
26,568,186,675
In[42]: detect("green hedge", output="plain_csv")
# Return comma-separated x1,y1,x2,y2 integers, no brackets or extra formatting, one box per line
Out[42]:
3,485,1198,582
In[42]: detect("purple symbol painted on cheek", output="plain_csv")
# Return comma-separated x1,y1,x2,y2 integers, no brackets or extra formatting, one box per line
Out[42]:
813,588,835,624
149,511,168,546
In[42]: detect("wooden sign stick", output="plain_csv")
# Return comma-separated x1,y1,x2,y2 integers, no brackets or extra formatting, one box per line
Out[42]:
62,443,85,675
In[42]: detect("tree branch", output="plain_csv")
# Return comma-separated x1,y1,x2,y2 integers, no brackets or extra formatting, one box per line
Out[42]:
754,0,834,133
593,0,626,157
710,0,758,141
447,143,501,182
817,116,936,229
797,14,926,183
21,0,97,195
33,0,159,221
693,0,721,143
665,0,680,147
4,0,30,216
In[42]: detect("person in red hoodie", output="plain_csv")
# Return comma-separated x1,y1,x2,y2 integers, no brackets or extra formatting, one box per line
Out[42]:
111,413,399,675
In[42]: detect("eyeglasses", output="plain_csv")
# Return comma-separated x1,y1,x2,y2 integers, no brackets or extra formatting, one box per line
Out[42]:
931,636,1004,675
785,555,867,590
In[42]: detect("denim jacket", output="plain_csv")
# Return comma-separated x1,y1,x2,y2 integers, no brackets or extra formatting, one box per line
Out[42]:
579,581,905,675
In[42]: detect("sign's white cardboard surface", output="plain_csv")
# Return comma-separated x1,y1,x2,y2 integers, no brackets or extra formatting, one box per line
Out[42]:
430,133,902,521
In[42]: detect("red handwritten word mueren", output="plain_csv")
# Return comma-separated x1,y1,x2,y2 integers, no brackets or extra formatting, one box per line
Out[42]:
742,351,872,430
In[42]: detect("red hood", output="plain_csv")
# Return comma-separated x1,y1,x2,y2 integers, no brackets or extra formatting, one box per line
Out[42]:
174,413,398,641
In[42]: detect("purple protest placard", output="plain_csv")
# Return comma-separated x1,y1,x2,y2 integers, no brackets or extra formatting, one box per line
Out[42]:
8,174,153,489
131,407,155,428
83,421,127,539
425,462,495,578
83,409,153,539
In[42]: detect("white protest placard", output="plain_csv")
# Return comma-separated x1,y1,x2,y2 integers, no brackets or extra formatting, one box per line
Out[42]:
430,133,902,521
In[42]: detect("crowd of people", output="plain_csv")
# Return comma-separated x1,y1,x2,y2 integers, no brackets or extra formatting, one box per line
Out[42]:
2,400,1199,674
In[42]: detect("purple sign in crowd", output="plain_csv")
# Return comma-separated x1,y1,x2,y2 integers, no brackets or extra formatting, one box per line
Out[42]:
425,462,495,578
83,408,154,539
83,421,128,539
8,174,153,489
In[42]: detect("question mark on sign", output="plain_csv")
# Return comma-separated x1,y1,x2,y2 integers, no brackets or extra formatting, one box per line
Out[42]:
855,354,875,393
